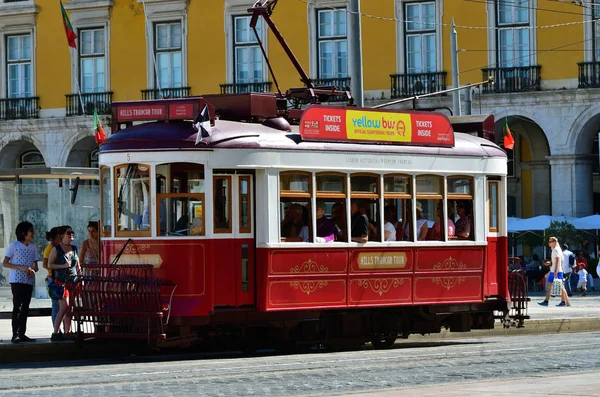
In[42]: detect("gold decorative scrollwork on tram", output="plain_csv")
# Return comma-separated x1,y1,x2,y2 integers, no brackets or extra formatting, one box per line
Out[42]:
433,256,467,271
114,243,151,254
289,280,328,295
290,259,329,273
357,278,404,296
432,276,466,290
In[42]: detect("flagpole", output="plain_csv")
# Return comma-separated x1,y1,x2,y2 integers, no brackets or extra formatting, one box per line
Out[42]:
70,46,86,114
141,0,163,99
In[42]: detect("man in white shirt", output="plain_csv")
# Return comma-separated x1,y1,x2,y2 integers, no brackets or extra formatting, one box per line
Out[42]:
562,244,575,297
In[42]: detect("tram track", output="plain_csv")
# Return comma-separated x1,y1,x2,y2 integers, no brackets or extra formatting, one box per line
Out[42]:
2,333,599,392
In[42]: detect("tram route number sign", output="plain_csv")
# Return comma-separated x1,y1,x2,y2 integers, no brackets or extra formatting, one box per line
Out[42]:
299,105,455,147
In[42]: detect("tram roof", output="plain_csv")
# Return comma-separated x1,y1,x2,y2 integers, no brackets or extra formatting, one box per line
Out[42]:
99,119,506,159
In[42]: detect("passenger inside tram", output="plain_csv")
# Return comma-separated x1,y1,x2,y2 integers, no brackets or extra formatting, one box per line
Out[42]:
331,202,346,242
281,203,310,242
350,199,369,243
454,201,472,239
315,200,336,243
402,201,428,241
383,205,397,242
432,201,455,240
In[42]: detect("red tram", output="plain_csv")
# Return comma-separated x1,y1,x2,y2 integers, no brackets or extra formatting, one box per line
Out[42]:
86,93,513,350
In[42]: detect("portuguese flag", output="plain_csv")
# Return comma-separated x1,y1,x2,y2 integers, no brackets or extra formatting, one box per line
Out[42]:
504,118,515,150
60,0,77,49
94,109,107,145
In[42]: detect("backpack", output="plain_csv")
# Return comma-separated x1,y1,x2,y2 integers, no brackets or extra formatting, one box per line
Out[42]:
568,253,575,267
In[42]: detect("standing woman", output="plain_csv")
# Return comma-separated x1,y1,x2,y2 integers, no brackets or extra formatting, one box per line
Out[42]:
538,236,571,307
48,225,81,341
2,221,40,343
79,221,100,265
43,227,61,328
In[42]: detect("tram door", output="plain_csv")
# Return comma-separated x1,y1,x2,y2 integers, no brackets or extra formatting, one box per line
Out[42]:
212,173,255,308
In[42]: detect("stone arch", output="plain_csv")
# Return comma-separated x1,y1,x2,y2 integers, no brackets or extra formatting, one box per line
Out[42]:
65,136,98,167
0,138,46,169
59,129,98,167
568,106,600,215
492,114,551,218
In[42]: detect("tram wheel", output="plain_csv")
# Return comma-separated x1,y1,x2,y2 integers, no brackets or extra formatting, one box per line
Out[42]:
370,335,396,349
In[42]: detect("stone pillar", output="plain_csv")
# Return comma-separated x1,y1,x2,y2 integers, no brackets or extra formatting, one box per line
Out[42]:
548,155,594,217
529,160,551,216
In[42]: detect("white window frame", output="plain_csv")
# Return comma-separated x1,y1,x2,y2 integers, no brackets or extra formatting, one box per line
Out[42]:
63,1,112,97
316,8,348,79
486,0,536,68
404,1,437,74
225,2,269,85
139,0,188,90
0,22,36,100
20,150,46,195
6,34,33,99
79,27,107,94
232,15,266,84
307,0,354,81
154,21,183,89
585,0,600,62
394,0,443,75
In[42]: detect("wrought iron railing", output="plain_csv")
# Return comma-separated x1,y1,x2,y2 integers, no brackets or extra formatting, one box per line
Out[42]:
141,87,191,100
220,81,272,94
481,65,541,94
65,91,113,116
3,0,30,3
577,62,600,88
390,71,447,98
0,97,39,120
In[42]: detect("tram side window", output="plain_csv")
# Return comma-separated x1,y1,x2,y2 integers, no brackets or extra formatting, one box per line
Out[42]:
384,174,411,242
156,163,205,237
415,175,444,241
448,176,474,240
115,164,151,235
316,173,346,243
214,175,232,233
101,166,112,237
489,181,499,233
350,174,379,243
280,172,311,242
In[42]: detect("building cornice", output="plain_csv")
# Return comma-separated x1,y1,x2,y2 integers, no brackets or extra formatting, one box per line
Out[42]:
0,1,38,27
63,0,113,24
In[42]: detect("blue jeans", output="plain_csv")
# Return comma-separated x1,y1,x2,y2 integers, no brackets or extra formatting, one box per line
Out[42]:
51,298,59,328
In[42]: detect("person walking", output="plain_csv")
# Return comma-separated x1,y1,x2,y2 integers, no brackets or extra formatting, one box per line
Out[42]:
2,221,40,343
538,236,571,307
562,243,575,297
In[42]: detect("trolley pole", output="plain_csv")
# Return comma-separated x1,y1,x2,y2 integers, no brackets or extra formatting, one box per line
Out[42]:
450,18,461,116
349,0,364,107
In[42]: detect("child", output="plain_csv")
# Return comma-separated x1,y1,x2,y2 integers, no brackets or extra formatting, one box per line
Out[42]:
2,221,40,343
577,265,588,296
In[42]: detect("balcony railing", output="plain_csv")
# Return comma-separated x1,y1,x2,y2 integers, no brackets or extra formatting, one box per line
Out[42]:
481,65,541,94
0,97,39,120
141,87,191,100
65,91,113,116
3,0,29,2
577,61,600,88
390,71,447,98
220,81,272,94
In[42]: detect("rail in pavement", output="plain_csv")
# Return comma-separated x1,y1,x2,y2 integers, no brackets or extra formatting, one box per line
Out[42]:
0,292,599,364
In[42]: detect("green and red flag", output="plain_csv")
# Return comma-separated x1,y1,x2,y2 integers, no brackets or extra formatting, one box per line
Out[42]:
94,109,107,145
504,117,515,150
60,0,77,49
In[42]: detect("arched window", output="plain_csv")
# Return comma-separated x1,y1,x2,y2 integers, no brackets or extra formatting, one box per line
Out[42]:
89,149,99,168
20,150,46,194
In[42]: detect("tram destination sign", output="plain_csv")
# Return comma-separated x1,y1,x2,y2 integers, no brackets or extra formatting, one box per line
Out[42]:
299,105,455,147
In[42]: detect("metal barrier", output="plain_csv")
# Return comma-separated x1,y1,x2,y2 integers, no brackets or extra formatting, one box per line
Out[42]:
507,269,530,328
67,264,176,346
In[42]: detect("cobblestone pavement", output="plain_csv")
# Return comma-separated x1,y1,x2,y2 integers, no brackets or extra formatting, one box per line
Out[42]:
0,332,599,396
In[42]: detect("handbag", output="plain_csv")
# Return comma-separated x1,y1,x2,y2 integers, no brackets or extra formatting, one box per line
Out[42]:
551,278,564,296
48,280,65,300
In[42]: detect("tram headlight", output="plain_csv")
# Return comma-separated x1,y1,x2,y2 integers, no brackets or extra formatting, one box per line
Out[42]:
161,303,170,312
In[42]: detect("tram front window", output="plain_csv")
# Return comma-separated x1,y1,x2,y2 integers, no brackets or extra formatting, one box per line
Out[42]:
116,164,151,234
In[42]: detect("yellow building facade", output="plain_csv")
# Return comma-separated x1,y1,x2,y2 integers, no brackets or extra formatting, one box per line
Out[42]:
1,0,600,222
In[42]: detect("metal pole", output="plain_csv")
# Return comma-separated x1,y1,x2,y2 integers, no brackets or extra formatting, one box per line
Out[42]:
450,18,461,116
464,85,472,115
349,0,364,107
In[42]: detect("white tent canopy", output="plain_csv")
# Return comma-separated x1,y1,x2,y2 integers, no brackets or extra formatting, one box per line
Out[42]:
507,215,577,232
571,215,600,230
